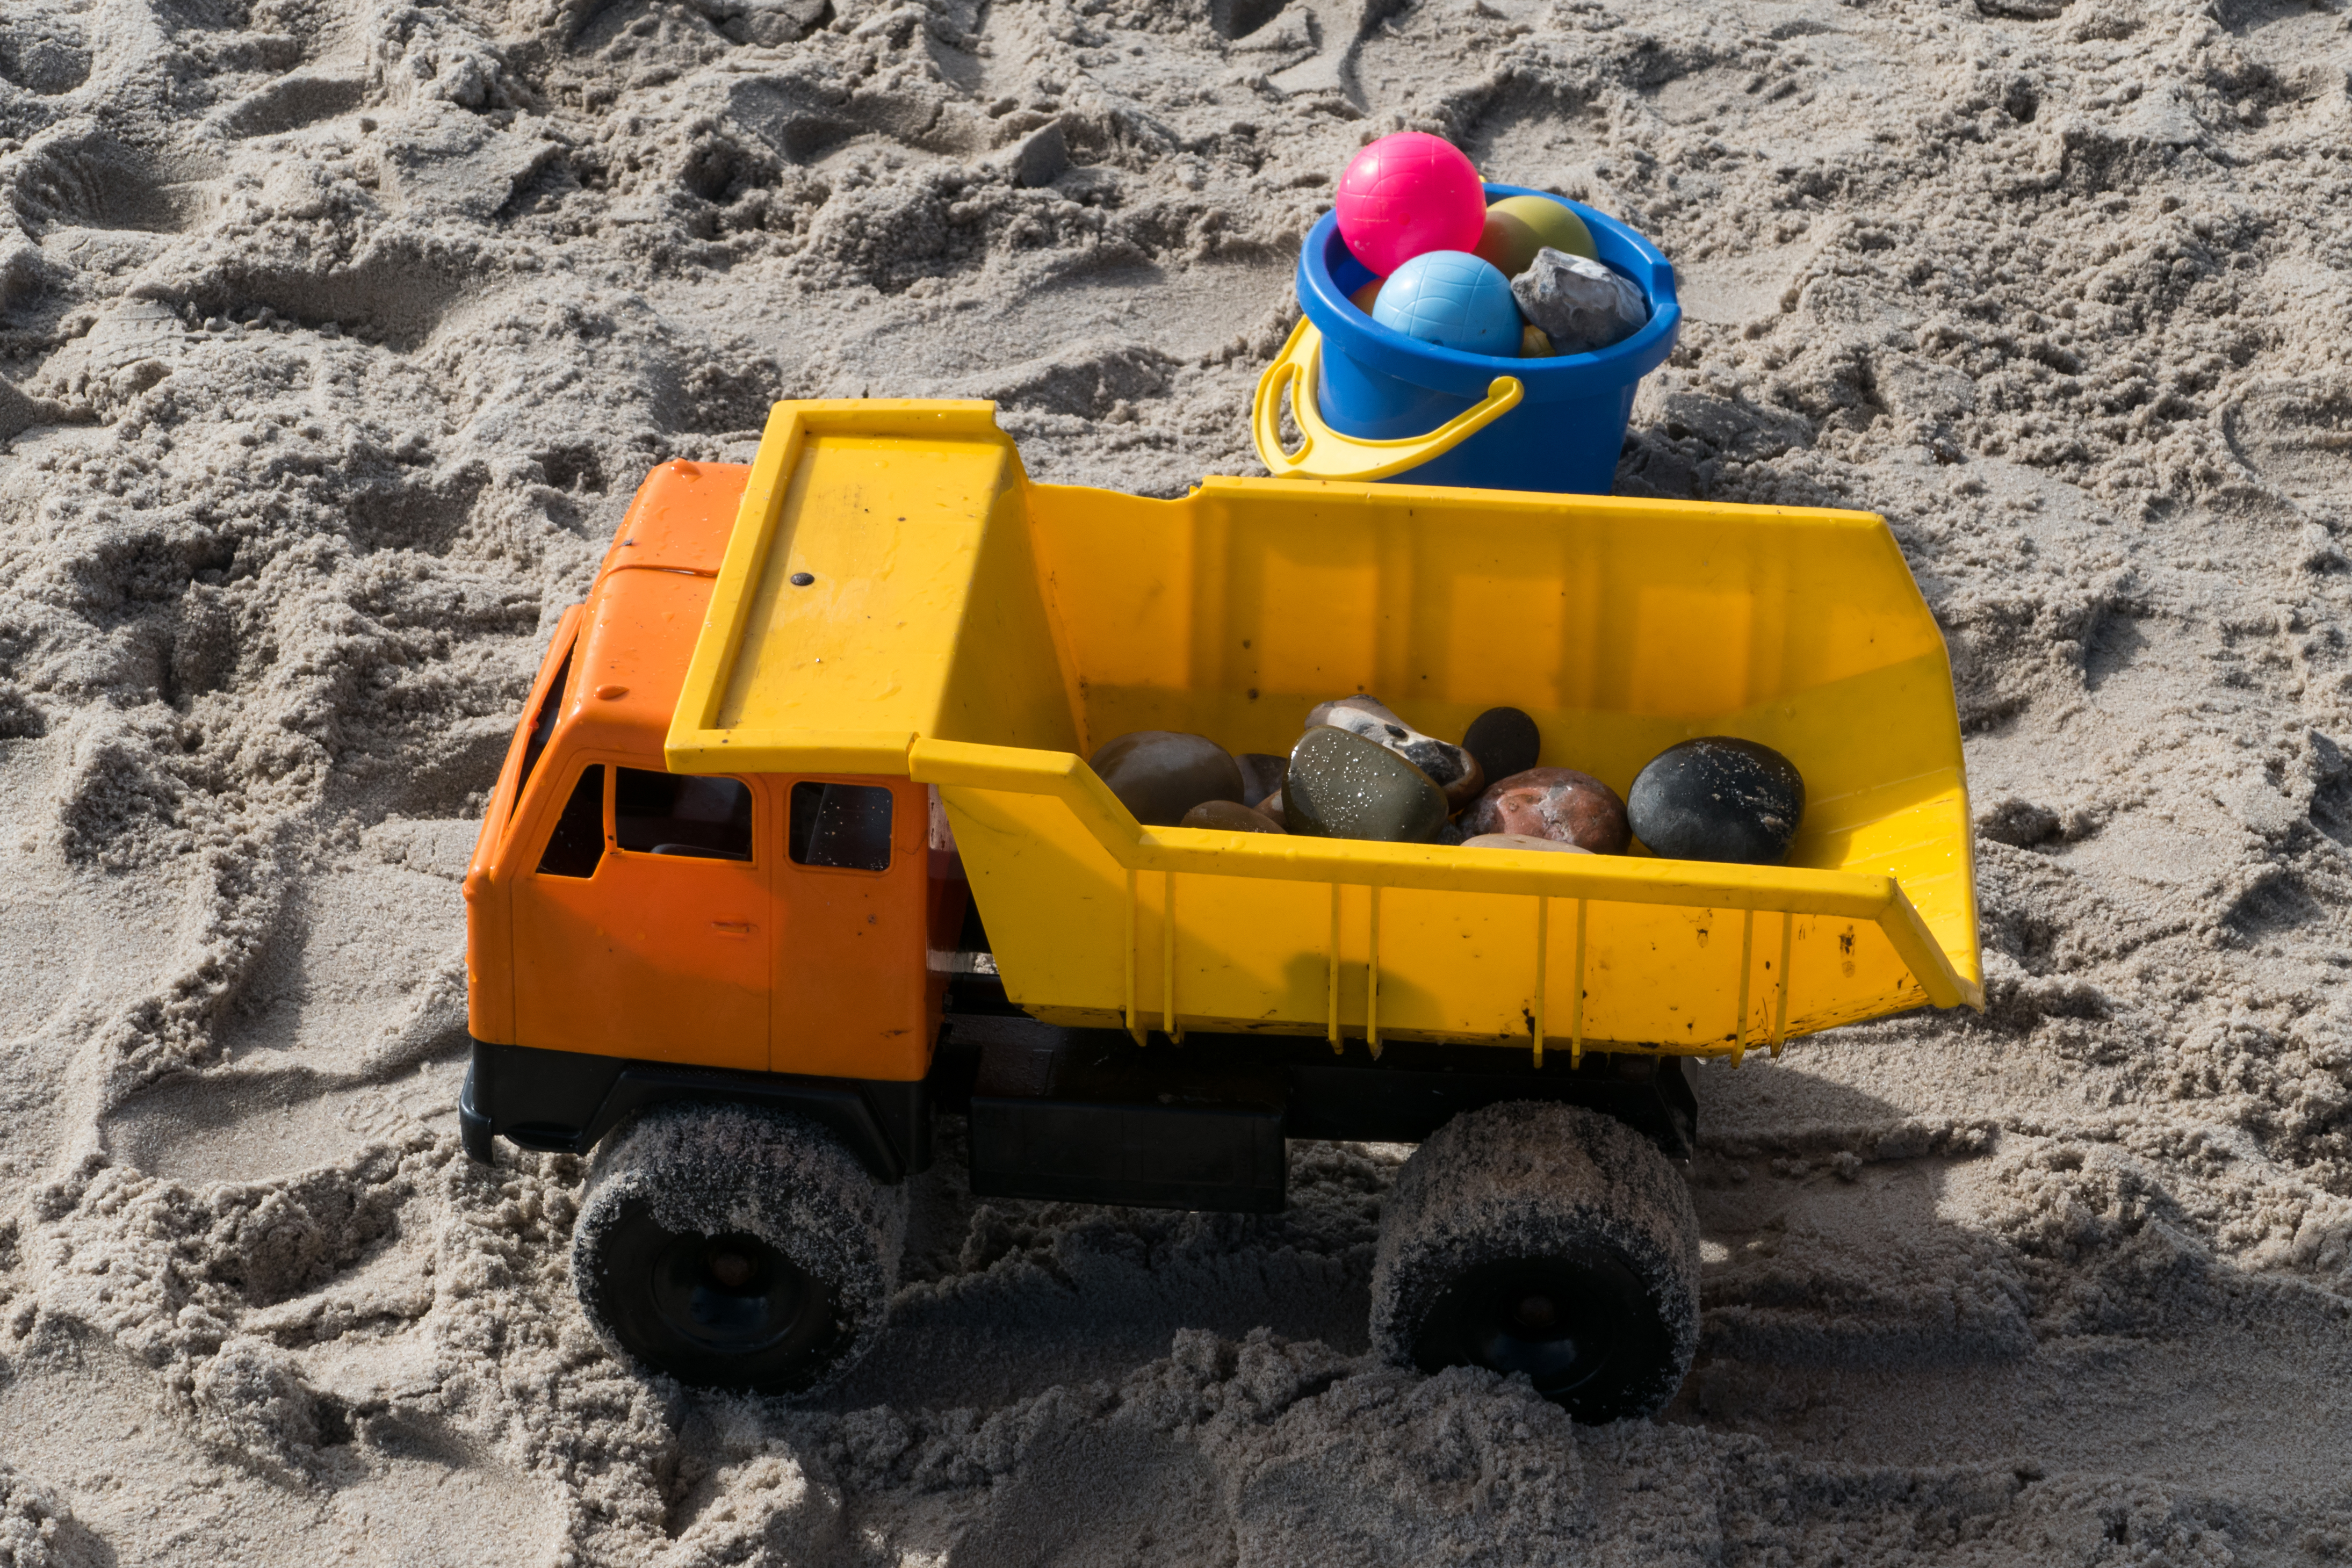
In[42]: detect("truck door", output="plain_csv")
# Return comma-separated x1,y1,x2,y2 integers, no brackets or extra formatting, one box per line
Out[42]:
511,761,771,1071
773,777,936,1081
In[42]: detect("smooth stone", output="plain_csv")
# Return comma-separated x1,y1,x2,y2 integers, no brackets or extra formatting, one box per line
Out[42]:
1179,799,1285,834
1511,247,1649,356
1090,731,1244,826
1462,832,1593,854
1236,752,1288,805
1285,727,1449,843
1627,737,1805,865
1257,789,1287,830
1462,768,1630,854
1304,695,1485,810
1461,706,1542,784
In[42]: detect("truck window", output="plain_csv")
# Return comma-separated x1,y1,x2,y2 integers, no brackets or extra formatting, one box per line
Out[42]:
616,769,753,861
790,783,892,872
539,765,605,877
515,638,575,803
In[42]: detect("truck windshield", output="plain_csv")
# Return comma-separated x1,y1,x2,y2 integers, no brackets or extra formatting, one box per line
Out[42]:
538,765,604,878
515,637,575,804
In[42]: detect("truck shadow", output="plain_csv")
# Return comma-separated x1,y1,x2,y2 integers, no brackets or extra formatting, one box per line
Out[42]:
1680,1056,2040,1378
1663,1055,2352,1497
818,1054,2065,1419
817,1123,1384,1412
787,1053,2352,1560
831,1052,2321,1461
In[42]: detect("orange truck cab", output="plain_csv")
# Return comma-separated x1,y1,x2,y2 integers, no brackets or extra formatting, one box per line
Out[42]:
460,455,963,1182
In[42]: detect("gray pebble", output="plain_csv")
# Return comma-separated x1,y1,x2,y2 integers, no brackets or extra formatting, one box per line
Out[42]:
1510,248,1649,356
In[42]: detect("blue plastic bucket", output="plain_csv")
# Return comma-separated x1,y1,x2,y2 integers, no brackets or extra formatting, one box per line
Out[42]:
1273,183,1680,494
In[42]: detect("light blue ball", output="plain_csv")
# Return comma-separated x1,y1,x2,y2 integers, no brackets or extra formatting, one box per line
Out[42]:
1370,250,1521,355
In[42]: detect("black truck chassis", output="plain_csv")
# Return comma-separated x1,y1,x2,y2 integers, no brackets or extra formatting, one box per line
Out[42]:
462,976,1697,1211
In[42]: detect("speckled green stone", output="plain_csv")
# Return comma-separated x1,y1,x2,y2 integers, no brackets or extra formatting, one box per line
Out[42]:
1284,726,1449,843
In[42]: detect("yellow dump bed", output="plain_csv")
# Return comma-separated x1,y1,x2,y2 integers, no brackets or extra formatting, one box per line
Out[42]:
667,400,1981,1060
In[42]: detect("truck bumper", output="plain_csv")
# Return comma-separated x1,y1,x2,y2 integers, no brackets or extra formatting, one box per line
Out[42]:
459,1039,932,1183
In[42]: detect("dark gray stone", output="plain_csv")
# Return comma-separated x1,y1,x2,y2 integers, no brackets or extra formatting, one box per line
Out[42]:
1236,752,1287,807
1461,706,1541,784
1305,696,1484,811
1090,731,1245,826
1626,737,1805,864
1511,248,1649,356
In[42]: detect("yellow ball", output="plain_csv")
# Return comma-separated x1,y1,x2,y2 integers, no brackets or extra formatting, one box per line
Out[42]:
1520,323,1554,358
1471,195,1597,278
1350,278,1384,315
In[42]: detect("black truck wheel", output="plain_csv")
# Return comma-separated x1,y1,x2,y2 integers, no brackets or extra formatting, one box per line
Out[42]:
571,1102,905,1396
1370,1100,1699,1423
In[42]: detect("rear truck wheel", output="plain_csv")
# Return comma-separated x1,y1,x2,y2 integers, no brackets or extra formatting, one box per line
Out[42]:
1370,1100,1699,1423
571,1102,905,1397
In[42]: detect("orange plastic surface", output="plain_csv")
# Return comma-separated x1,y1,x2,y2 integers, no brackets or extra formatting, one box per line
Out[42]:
463,601,581,1046
773,777,942,1080
464,458,947,1080
511,760,773,1071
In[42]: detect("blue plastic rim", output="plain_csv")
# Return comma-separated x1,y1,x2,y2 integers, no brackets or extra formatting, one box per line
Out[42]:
1297,183,1682,494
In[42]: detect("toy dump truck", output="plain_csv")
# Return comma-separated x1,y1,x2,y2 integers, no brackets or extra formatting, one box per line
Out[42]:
460,401,1981,1421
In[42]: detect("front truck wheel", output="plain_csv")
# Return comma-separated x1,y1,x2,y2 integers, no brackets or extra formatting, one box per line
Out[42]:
572,1102,906,1396
1372,1100,1699,1423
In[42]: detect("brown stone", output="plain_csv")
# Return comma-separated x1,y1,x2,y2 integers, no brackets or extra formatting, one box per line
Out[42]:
1462,767,1630,854
1179,799,1286,834
1461,832,1593,854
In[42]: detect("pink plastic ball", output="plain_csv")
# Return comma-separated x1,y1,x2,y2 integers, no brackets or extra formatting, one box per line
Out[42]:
1334,133,1486,277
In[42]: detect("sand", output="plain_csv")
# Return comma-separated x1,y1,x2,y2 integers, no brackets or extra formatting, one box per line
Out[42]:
1,0,2349,1560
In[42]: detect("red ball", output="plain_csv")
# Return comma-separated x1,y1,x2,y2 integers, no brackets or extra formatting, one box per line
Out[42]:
1333,133,1485,276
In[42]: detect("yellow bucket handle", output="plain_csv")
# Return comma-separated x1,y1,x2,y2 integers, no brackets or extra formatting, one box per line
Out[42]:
1252,318,1525,483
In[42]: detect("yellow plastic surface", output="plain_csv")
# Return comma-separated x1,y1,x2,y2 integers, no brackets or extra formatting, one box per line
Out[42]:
1253,320,1524,482
670,400,1982,1059
668,400,1080,775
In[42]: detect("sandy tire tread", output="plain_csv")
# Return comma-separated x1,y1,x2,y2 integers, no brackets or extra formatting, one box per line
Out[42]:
1370,1100,1700,1422
571,1101,906,1397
